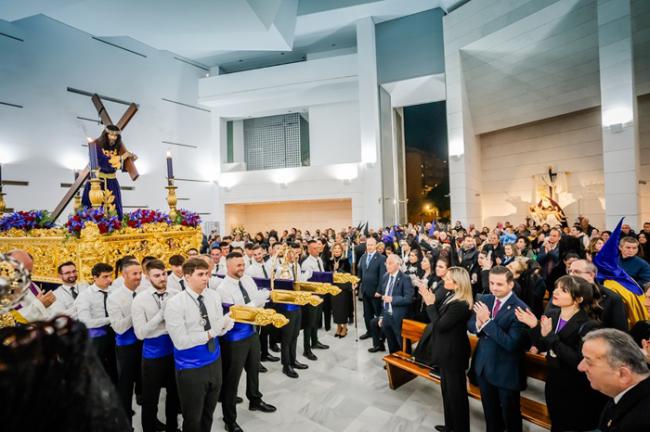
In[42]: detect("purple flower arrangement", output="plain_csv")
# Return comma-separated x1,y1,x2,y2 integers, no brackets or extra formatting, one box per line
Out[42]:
124,209,171,228
0,210,55,232
66,208,122,235
175,209,201,228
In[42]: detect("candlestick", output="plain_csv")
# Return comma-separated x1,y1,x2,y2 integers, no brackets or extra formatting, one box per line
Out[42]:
88,174,104,208
73,170,81,211
166,178,178,220
166,151,174,182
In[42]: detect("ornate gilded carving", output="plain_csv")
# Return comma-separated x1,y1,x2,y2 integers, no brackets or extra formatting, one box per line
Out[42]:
333,273,360,285
270,289,323,306
0,223,202,283
294,281,342,296
228,305,289,328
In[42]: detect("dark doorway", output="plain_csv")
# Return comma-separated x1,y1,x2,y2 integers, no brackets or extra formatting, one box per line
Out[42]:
403,101,449,223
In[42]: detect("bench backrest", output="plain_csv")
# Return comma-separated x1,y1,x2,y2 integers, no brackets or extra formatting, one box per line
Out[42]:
401,319,547,381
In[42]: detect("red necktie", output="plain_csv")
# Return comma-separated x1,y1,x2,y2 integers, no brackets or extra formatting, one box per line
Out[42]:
492,299,502,318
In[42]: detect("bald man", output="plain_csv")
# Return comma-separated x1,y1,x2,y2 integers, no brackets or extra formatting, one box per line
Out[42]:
7,250,56,323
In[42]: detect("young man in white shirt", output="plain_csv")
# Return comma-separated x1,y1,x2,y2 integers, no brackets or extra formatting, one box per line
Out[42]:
167,254,186,291
200,254,222,290
164,257,234,432
75,262,118,384
107,259,144,424
218,252,276,432
300,240,330,360
133,259,180,432
50,261,88,318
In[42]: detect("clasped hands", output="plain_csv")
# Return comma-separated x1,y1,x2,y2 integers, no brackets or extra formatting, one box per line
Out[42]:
515,307,552,336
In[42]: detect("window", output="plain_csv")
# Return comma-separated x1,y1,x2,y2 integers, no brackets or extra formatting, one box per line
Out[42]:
244,113,309,170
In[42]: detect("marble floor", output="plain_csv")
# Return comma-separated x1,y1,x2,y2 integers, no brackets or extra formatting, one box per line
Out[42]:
134,322,548,432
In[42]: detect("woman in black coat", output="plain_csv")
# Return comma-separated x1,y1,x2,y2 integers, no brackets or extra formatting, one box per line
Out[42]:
516,275,607,431
414,267,473,432
327,242,353,338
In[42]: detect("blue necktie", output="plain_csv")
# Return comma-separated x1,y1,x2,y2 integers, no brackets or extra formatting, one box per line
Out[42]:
366,253,372,267
384,275,394,311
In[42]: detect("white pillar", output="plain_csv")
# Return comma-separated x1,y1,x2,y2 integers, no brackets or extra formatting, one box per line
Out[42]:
445,48,482,227
356,17,384,229
211,111,226,232
597,0,640,229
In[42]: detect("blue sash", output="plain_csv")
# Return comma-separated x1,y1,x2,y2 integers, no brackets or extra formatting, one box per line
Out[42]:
88,326,108,338
115,326,138,346
173,342,220,370
143,334,174,359
309,271,334,283
221,304,255,342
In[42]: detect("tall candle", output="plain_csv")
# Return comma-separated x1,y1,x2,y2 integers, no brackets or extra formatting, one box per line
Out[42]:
88,140,99,171
166,151,174,179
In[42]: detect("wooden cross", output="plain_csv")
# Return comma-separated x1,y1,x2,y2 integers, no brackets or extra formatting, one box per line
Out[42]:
51,94,139,220
547,166,557,200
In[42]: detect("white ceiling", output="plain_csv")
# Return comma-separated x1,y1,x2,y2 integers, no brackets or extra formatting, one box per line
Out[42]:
0,0,448,68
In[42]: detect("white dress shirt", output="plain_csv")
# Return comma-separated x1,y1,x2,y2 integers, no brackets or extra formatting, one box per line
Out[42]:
164,287,230,350
15,284,49,322
49,283,88,318
107,285,140,335
132,286,179,340
245,260,273,279
209,275,222,290
167,273,185,292
302,255,325,274
75,284,113,329
218,275,268,307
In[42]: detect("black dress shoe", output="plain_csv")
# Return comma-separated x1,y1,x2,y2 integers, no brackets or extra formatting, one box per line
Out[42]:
136,394,143,406
261,353,280,362
225,422,244,432
434,426,448,432
259,363,268,373
368,345,386,353
292,360,308,370
312,342,329,350
236,396,243,404
270,343,280,352
155,419,166,431
249,400,277,413
283,366,299,378
359,333,371,340
303,351,318,361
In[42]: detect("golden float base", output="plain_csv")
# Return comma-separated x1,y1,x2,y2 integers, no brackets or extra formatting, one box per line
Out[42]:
0,223,202,283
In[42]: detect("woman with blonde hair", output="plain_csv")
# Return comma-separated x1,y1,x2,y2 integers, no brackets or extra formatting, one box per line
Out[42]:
414,266,473,432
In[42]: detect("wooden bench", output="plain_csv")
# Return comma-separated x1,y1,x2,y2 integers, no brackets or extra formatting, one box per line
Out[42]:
384,319,551,430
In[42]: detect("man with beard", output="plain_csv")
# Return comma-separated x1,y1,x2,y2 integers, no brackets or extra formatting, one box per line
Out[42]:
217,252,276,432
132,259,180,432
50,261,88,318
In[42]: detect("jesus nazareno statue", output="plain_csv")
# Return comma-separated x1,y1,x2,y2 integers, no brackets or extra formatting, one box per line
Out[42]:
81,125,137,219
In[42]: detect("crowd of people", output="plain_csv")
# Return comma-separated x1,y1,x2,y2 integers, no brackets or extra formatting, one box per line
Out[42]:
2,216,650,432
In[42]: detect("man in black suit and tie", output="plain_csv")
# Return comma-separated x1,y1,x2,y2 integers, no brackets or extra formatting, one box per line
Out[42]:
468,266,528,432
368,254,414,353
579,328,650,432
358,237,386,340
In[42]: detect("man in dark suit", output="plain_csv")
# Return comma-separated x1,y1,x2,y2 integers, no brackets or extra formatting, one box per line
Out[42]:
368,254,413,353
579,328,650,432
568,260,628,331
358,237,386,340
468,266,528,432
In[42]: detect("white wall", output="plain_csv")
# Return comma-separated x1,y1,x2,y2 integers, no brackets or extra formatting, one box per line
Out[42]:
480,107,605,228
0,15,216,221
308,101,361,165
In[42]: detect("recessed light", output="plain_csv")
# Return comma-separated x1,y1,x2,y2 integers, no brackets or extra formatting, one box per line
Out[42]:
238,59,243,62
331,43,336,47
280,52,285,55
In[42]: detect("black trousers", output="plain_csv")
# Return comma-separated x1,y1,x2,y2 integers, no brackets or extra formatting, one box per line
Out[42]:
476,373,522,432
91,329,118,385
370,311,401,353
331,284,352,324
176,358,222,432
362,293,381,334
440,366,470,432
220,334,263,425
302,304,321,352
142,355,179,432
321,294,332,331
279,309,301,366
260,325,272,355
116,341,143,419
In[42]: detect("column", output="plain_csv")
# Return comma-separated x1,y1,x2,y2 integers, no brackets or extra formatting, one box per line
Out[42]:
211,111,226,232
445,48,482,227
597,0,640,229
356,17,384,229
